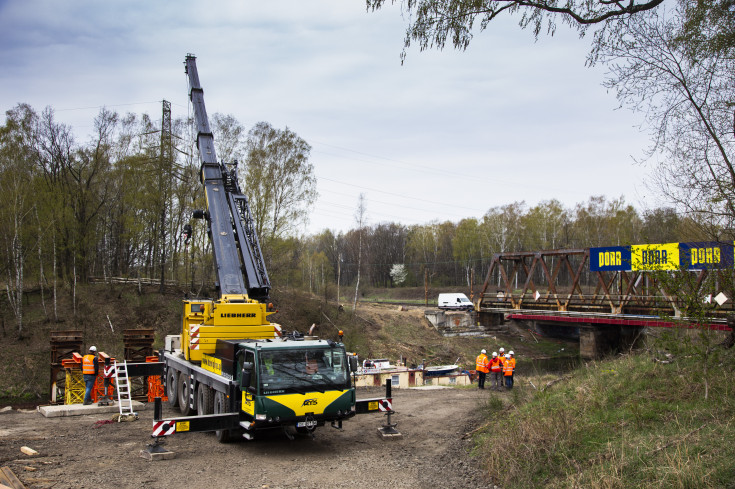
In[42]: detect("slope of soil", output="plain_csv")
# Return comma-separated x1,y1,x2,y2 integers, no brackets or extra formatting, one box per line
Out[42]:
0,283,574,406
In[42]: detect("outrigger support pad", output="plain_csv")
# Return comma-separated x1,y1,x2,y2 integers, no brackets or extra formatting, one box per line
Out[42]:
141,398,176,460
140,436,176,461
378,409,401,438
378,379,401,438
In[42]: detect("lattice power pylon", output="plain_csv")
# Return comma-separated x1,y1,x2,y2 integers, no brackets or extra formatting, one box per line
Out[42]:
158,99,174,294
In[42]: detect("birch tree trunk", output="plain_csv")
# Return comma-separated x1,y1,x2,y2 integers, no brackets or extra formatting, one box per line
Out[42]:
36,206,47,319
53,230,58,322
352,194,366,314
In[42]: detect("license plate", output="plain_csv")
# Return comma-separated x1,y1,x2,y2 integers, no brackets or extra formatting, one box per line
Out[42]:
297,420,317,428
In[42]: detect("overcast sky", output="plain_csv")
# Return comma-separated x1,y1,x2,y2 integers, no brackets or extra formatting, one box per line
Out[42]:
0,0,655,235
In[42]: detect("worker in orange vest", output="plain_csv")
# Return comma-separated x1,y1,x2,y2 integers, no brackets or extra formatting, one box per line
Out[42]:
503,352,516,389
82,346,99,405
475,349,490,389
489,351,503,390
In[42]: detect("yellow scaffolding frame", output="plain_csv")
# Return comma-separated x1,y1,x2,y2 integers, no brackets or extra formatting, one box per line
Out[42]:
64,369,85,405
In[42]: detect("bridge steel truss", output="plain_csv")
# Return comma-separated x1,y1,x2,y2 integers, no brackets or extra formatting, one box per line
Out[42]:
477,248,735,327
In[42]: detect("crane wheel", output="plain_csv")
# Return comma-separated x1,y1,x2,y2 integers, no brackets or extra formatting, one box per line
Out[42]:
177,372,196,416
213,391,231,443
197,383,213,415
166,368,179,408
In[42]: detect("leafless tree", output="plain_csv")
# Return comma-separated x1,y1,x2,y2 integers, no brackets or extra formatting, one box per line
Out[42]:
597,4,735,234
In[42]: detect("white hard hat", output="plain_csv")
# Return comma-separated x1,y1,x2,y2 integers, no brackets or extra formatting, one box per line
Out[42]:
481,349,486,354
499,347,505,352
89,345,97,352
509,351,514,355
492,352,498,357
505,354,510,359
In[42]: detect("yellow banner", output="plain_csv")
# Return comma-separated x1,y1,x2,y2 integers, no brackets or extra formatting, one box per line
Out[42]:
201,354,222,376
630,243,680,271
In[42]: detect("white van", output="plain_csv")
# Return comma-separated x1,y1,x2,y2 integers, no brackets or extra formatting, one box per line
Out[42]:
437,293,474,311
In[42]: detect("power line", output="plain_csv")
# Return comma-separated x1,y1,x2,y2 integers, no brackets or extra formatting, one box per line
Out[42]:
316,175,487,214
319,188,484,220
55,101,165,112
308,140,595,203
310,142,450,179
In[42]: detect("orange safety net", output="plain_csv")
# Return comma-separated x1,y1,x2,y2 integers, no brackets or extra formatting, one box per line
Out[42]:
146,356,167,402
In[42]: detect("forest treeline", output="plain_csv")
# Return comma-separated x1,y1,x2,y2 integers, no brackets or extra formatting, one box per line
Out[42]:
0,102,715,334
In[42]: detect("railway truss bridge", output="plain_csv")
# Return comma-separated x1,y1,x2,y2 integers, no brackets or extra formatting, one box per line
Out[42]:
475,248,735,359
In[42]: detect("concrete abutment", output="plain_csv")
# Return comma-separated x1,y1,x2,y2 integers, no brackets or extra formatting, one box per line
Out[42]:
578,325,644,359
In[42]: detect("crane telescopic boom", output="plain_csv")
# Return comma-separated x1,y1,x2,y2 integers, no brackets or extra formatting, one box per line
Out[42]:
184,54,270,302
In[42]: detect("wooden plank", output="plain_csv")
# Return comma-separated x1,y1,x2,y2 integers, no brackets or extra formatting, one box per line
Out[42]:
19,447,37,456
0,466,27,489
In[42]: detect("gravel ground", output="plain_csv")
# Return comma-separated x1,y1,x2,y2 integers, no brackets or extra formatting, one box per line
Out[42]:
0,386,490,489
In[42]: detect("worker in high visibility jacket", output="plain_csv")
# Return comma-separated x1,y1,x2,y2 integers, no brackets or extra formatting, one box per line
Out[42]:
503,352,516,389
498,350,506,384
489,351,503,390
82,346,99,405
475,349,490,389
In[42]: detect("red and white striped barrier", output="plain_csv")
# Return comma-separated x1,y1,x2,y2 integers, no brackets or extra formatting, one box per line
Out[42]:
103,365,116,378
190,324,200,350
152,420,175,437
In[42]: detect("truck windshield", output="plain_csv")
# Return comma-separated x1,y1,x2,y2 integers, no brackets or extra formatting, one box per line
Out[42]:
259,347,349,395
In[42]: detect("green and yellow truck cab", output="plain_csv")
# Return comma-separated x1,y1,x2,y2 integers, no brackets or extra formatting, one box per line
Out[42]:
202,338,357,434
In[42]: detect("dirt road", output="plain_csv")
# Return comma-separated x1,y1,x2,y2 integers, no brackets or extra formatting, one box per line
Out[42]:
0,386,489,489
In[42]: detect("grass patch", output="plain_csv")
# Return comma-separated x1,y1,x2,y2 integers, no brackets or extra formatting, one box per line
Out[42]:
474,352,735,488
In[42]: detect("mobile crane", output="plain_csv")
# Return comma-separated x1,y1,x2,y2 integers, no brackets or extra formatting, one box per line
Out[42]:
153,55,395,442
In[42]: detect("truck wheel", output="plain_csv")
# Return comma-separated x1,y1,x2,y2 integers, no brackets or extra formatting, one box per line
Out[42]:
196,383,213,415
213,391,231,443
166,368,179,408
177,372,195,416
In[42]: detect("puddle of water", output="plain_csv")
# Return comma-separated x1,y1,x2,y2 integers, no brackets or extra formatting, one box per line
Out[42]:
516,356,581,375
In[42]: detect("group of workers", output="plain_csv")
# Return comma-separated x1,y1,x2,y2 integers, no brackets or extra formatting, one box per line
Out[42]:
475,347,516,390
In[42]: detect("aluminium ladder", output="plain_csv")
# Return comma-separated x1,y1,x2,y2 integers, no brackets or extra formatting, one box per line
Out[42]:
114,360,137,419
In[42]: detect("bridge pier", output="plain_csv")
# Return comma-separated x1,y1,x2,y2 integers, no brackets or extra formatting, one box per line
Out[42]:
579,325,643,360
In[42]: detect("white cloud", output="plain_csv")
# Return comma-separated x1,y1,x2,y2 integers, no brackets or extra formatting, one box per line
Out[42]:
0,0,650,234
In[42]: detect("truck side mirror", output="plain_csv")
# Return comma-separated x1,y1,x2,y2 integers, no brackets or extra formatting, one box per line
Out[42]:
349,355,358,373
240,361,254,389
